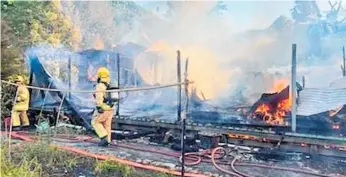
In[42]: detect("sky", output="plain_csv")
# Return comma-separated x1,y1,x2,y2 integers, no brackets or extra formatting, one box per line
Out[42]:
136,0,345,32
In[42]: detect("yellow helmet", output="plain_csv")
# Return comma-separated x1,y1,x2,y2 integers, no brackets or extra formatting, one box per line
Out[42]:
15,76,24,83
97,67,110,78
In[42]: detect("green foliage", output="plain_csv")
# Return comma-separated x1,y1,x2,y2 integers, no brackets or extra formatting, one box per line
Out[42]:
1,0,75,79
1,20,26,79
1,141,174,177
1,83,16,119
152,173,173,177
11,143,74,169
95,159,174,177
1,142,95,177
96,159,133,177
1,144,42,177
1,74,29,120
1,1,73,47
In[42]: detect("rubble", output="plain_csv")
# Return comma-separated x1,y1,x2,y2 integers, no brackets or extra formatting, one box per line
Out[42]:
158,162,176,169
142,159,152,164
185,167,193,172
175,166,182,171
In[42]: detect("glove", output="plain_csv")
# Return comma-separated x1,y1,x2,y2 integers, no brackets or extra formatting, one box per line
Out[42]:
96,106,104,113
15,97,21,103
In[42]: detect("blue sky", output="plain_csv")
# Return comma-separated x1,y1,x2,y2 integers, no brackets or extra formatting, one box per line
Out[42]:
135,1,343,31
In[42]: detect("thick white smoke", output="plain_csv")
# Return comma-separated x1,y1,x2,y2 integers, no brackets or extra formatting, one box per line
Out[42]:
59,1,346,105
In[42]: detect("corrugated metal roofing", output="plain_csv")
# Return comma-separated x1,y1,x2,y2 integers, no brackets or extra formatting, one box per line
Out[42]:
297,88,346,116
329,77,346,88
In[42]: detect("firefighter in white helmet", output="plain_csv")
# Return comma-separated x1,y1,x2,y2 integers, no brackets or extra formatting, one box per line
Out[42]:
12,76,30,131
91,67,118,146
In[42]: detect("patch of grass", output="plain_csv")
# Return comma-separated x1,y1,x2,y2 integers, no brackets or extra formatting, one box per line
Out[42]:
11,142,80,170
96,159,133,177
1,144,42,177
1,141,174,177
1,142,95,176
140,171,174,177
95,159,173,177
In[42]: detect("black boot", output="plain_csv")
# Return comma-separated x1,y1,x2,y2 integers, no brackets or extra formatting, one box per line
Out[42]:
98,136,109,147
12,126,21,131
21,126,30,131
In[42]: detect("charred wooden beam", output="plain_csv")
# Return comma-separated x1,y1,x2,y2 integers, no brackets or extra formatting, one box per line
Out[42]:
181,56,188,177
114,118,346,146
177,50,182,122
291,44,297,132
342,46,345,77
68,56,72,100
116,52,120,118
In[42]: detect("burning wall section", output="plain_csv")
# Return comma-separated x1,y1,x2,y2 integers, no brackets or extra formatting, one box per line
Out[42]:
247,77,345,136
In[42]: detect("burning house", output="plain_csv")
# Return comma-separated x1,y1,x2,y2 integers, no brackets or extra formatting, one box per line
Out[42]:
26,43,346,137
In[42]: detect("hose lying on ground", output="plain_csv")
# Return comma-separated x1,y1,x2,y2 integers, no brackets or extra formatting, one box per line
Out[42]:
206,147,336,177
210,147,243,177
9,132,341,177
2,132,209,177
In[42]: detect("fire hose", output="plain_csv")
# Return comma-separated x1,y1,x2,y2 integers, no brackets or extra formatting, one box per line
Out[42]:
182,147,337,177
9,132,340,177
2,131,209,177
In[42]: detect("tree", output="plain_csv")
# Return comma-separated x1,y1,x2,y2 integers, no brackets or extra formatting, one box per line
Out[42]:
1,0,76,79
209,1,228,16
290,0,321,23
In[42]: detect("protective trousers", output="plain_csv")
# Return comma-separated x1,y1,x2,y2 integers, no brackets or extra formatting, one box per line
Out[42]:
11,110,30,127
91,109,114,143
12,85,30,127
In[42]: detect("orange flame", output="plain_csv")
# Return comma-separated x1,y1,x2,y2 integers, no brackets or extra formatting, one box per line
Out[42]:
269,79,289,93
301,143,308,147
253,79,291,125
332,123,340,129
329,106,343,117
228,133,257,140
145,40,170,52
138,40,230,99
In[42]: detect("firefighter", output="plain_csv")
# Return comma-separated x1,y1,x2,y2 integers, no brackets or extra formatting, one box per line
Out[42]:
12,76,30,131
91,67,118,146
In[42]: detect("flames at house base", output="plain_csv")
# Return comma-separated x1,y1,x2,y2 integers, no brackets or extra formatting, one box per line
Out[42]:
249,82,291,126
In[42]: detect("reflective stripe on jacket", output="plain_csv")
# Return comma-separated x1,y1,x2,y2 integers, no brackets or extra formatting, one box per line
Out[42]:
95,77,112,111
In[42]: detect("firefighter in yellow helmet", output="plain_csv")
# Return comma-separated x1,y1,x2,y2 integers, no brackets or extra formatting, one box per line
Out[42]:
12,76,30,131
91,67,118,146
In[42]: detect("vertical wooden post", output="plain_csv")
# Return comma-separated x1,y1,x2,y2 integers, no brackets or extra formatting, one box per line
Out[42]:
181,57,189,177
68,56,72,100
291,44,297,132
177,50,182,122
342,46,345,77
28,60,34,108
302,76,305,88
184,58,189,119
116,53,120,118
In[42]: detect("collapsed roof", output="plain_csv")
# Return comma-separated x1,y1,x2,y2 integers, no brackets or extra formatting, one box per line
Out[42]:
26,44,205,129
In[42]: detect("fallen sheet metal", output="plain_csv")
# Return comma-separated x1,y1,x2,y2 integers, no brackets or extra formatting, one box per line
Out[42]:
329,77,346,88
297,88,346,116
